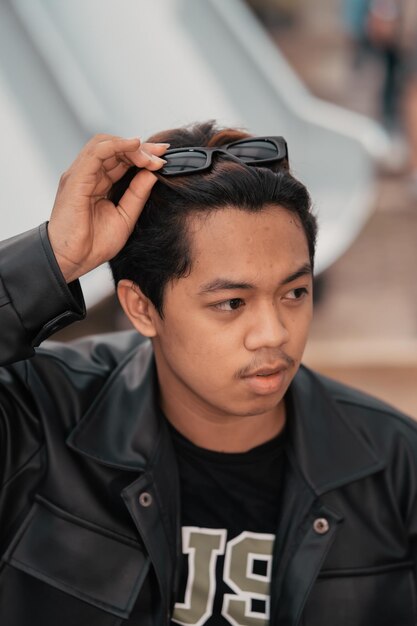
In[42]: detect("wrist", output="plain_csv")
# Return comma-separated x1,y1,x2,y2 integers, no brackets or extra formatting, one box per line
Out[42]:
46,222,82,283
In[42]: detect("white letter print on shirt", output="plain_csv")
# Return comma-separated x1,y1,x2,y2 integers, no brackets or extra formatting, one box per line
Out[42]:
172,528,274,626
172,527,227,626
222,531,274,626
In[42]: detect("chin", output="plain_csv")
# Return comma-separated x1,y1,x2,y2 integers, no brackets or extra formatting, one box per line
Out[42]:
233,395,284,418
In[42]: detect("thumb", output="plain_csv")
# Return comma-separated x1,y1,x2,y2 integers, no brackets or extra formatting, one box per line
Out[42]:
116,169,158,230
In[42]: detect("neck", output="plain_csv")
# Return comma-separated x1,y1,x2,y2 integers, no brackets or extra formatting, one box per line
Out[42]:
158,380,286,453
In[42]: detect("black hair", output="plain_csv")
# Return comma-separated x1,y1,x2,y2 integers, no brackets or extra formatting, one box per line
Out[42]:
109,120,317,317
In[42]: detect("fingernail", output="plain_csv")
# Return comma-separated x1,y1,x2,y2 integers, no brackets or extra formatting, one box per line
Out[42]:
151,154,167,164
154,142,170,148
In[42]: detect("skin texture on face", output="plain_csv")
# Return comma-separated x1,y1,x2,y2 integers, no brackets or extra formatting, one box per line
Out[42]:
146,205,313,452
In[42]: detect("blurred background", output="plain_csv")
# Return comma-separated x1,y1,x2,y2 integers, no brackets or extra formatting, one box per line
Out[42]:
1,0,416,415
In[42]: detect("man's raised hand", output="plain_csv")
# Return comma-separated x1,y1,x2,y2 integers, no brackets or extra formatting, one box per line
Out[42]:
48,134,169,283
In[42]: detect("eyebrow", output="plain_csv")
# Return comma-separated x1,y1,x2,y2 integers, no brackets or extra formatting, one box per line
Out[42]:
198,262,312,295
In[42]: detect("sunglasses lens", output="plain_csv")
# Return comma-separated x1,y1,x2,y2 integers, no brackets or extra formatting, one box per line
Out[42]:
228,140,278,162
162,150,208,174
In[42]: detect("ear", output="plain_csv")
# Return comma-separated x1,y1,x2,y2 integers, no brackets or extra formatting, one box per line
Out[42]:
117,279,158,337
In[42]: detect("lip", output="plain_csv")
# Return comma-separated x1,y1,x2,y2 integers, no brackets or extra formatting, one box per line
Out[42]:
241,366,287,395
244,363,287,377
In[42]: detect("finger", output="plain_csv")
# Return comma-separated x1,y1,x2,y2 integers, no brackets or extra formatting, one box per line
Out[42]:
101,154,138,176
116,169,158,226
141,142,170,156
133,150,167,171
92,170,114,197
69,137,142,180
102,147,169,182
83,137,168,171
102,155,121,171
102,139,170,177
94,141,166,171
105,161,131,183
66,138,166,198
101,151,144,172
94,137,142,161
85,133,138,150
92,163,129,196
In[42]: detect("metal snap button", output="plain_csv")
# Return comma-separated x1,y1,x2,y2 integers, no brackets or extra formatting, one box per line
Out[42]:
139,492,153,507
313,517,330,535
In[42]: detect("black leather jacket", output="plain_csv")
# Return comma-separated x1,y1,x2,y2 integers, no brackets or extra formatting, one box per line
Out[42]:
1,225,417,626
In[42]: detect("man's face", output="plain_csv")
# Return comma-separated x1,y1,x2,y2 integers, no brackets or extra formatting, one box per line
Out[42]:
151,205,313,423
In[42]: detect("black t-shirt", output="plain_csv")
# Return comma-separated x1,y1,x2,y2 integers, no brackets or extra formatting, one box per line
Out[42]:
168,422,286,626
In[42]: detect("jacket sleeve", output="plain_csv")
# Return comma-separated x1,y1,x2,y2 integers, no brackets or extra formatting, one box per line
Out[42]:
0,223,86,366
0,225,86,542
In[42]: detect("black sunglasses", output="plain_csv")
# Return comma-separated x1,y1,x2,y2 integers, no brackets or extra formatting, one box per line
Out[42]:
160,136,288,176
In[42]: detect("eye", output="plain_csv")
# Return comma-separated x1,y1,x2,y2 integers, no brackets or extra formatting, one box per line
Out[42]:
285,287,309,301
214,298,245,312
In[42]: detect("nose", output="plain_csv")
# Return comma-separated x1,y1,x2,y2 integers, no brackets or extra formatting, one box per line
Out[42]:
244,302,290,352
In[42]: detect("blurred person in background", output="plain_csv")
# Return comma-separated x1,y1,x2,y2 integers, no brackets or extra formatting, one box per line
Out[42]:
343,0,406,128
367,0,417,190
344,0,416,120
1,122,417,625
344,0,417,189
366,0,404,126
400,0,417,194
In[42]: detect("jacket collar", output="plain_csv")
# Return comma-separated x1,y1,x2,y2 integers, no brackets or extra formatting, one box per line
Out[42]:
67,340,160,471
287,366,385,495
67,339,385,488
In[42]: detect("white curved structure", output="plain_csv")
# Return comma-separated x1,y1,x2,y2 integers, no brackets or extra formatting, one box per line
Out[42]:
0,0,390,307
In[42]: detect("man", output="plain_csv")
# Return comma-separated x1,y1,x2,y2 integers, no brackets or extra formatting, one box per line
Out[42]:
0,122,416,626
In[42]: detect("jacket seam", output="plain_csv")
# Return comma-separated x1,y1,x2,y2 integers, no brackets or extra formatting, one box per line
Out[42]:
34,349,113,377
0,443,45,490
146,428,180,558
35,342,141,380
336,396,417,440
285,446,320,497
314,461,386,496
295,521,340,624
318,560,415,578
34,495,143,548
336,396,412,423
62,444,146,471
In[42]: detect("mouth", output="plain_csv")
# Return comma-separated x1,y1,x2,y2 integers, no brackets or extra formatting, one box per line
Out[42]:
241,365,288,395
243,364,288,378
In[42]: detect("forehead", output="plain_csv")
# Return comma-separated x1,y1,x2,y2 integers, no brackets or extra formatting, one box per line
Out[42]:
185,205,310,283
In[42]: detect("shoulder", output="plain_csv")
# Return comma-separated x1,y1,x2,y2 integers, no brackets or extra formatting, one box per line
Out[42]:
297,364,417,448
31,330,147,386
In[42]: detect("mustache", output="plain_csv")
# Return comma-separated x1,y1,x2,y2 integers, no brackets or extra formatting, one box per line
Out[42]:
235,351,296,379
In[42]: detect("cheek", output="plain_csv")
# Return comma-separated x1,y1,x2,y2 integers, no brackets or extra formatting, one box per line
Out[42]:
162,307,236,355
292,311,313,352
159,316,222,363
159,319,239,389
179,333,235,373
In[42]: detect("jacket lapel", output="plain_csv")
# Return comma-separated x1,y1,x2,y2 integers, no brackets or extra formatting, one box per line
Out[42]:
67,340,160,470
271,366,386,626
67,339,181,616
288,367,386,495
270,453,343,626
121,419,182,619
